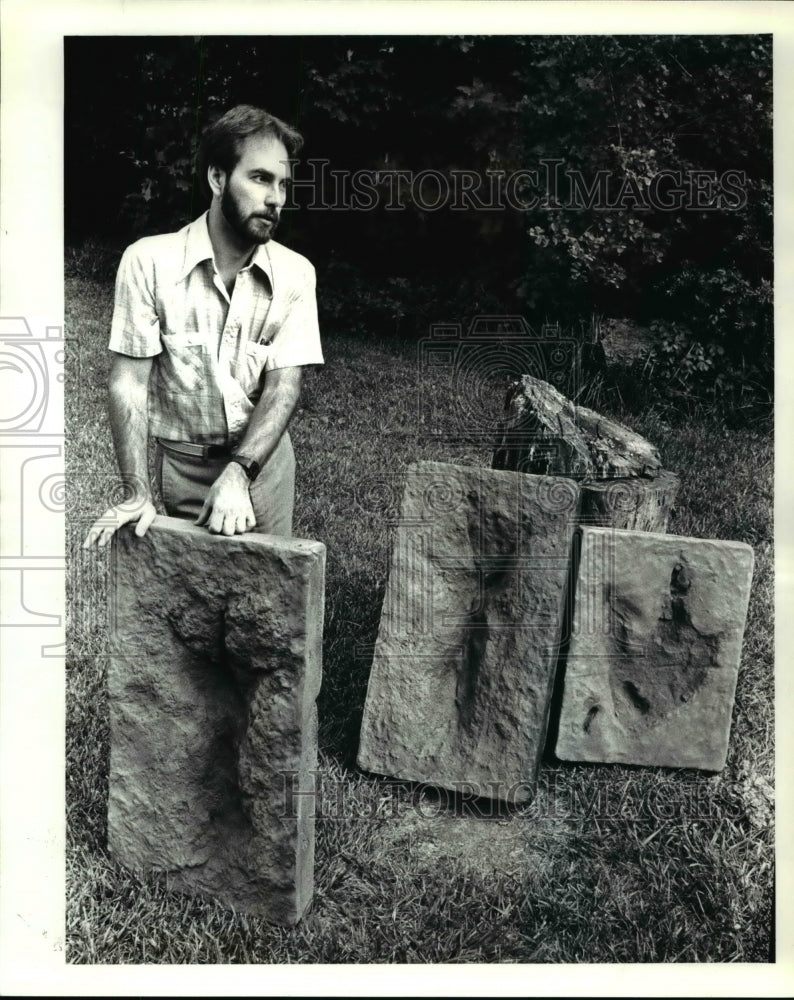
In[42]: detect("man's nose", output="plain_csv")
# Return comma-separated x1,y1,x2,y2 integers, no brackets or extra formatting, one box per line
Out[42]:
265,182,286,208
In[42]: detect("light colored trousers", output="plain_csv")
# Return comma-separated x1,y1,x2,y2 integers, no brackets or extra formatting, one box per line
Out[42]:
156,432,295,537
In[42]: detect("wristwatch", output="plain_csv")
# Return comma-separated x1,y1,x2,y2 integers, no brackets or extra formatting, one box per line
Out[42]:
228,454,261,482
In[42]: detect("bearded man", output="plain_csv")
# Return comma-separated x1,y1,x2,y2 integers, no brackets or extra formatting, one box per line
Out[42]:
84,104,323,548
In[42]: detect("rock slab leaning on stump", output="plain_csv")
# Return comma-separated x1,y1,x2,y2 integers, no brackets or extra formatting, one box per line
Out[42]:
108,516,325,924
555,526,754,771
492,373,662,479
357,461,579,802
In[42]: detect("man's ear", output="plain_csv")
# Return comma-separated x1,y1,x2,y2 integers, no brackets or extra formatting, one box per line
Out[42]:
207,164,225,198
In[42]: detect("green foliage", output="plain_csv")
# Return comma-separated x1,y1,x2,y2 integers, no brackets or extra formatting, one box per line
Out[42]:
64,239,124,284
447,35,771,398
643,319,731,409
654,321,723,378
653,265,773,361
318,260,514,340
641,263,773,418
318,262,411,337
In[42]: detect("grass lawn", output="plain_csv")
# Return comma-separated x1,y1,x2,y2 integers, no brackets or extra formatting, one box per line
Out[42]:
65,271,773,963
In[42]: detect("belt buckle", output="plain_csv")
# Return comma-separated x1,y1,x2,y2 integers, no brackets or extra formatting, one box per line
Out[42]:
205,444,228,459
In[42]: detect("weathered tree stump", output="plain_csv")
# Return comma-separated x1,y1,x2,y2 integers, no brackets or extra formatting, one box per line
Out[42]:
578,471,680,533
596,318,659,369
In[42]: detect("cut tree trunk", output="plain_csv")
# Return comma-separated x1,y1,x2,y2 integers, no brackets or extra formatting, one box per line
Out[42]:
578,471,680,533
597,318,659,369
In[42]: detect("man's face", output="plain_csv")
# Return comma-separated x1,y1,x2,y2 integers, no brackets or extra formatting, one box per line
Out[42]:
219,133,291,244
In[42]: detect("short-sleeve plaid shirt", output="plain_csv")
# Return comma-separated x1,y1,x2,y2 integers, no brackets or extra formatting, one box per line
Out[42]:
108,212,324,445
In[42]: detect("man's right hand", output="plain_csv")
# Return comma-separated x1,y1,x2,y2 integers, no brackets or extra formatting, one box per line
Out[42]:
85,351,157,550
82,497,157,549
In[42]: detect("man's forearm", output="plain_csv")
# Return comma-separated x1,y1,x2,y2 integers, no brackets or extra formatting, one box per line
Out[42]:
109,377,152,500
194,367,301,536
233,367,302,466
82,353,156,548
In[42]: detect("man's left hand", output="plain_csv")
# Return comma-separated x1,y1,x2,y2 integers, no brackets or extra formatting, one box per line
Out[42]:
195,462,256,535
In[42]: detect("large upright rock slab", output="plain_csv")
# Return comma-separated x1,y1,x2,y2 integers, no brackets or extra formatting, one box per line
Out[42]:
357,461,579,802
108,516,325,924
555,526,754,771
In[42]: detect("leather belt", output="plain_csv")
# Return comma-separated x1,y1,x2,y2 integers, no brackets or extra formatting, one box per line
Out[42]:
157,438,233,459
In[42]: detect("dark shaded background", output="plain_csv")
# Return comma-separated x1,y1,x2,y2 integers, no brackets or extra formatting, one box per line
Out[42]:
65,35,772,409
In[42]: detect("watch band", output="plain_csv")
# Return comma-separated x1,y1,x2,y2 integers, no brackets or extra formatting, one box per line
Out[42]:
229,454,261,482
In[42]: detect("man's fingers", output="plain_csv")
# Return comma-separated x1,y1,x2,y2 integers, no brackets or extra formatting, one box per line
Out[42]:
231,508,254,535
213,512,233,536
97,524,118,549
83,508,118,549
199,472,254,536
134,505,157,537
83,502,156,549
207,507,225,535
195,499,211,527
82,525,100,549
205,508,250,535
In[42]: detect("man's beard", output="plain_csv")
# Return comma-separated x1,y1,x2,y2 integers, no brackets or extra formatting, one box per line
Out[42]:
221,185,279,244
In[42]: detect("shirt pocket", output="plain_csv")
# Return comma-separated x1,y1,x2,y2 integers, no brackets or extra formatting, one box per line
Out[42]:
240,340,271,398
159,331,209,394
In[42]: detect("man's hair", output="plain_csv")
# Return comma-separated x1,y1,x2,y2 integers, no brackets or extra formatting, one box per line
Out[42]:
196,104,304,200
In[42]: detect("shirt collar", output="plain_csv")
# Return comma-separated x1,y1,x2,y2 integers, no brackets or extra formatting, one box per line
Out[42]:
177,211,274,292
